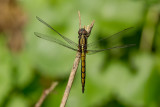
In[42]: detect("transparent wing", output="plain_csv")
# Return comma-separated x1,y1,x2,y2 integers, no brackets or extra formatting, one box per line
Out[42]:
87,27,134,49
87,44,135,55
36,16,78,48
34,32,78,51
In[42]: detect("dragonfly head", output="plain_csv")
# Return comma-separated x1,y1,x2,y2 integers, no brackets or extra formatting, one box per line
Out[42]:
78,28,88,38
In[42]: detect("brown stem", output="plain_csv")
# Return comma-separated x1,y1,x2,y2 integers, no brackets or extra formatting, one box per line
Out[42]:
78,10,81,29
86,20,95,37
60,52,81,107
35,82,58,107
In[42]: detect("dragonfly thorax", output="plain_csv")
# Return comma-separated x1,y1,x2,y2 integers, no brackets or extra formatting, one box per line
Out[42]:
78,30,88,53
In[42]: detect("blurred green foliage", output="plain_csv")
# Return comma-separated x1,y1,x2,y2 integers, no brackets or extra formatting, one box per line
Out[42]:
0,0,160,107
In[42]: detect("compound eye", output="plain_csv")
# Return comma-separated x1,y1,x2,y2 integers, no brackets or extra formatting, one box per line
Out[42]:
78,30,82,35
84,31,87,35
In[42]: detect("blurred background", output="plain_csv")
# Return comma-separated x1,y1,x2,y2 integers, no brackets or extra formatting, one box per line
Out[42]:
0,0,160,107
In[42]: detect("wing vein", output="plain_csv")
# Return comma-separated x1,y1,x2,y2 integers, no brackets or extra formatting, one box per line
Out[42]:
87,44,136,55
87,27,134,48
34,32,78,51
36,16,78,48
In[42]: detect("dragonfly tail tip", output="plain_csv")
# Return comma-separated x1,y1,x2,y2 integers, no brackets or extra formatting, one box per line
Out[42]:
82,87,85,93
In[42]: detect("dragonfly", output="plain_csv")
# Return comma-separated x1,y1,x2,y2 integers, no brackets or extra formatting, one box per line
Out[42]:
34,16,135,93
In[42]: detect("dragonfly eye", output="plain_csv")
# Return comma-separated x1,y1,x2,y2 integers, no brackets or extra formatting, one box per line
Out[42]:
78,30,82,35
79,33,82,36
78,28,88,36
83,31,88,36
83,32,87,35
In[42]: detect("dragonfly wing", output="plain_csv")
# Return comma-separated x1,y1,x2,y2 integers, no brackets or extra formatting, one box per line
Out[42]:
87,27,134,49
87,44,135,55
36,16,78,48
34,32,78,51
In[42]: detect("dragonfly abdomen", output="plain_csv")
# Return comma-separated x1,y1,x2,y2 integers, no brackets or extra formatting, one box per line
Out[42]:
81,50,86,93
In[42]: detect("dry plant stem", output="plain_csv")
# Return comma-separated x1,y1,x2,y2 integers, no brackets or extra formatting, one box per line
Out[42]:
60,52,81,107
78,10,81,29
86,20,95,36
35,82,58,107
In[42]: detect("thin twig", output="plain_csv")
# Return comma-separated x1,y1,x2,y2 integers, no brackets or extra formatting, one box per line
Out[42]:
60,52,81,107
84,20,95,37
78,10,81,29
86,20,95,37
87,20,94,35
35,82,58,107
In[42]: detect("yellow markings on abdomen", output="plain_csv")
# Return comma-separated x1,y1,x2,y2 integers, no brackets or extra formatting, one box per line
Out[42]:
81,48,86,93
